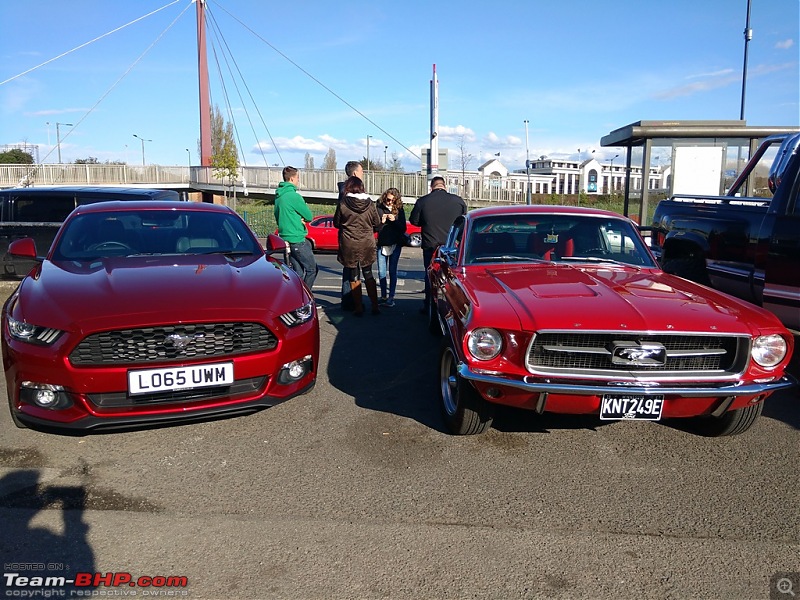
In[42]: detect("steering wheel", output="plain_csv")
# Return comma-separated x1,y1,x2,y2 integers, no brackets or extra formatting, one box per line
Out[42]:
88,241,132,251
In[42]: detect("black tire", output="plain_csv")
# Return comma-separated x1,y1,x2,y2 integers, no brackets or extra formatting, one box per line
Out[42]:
689,402,763,437
662,257,710,286
439,339,494,435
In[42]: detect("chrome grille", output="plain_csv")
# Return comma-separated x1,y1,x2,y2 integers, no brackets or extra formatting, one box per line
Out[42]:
526,332,747,377
70,323,278,366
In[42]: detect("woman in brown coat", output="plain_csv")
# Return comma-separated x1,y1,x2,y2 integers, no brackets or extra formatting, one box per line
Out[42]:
333,176,381,316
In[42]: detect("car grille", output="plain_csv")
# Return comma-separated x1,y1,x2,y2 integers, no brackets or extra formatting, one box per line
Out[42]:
70,323,278,366
526,332,748,378
87,376,267,408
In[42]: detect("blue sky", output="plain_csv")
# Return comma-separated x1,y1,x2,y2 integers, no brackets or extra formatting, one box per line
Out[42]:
1,0,798,172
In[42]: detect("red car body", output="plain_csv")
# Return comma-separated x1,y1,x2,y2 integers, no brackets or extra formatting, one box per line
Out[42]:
428,205,795,436
2,200,319,431
276,214,422,251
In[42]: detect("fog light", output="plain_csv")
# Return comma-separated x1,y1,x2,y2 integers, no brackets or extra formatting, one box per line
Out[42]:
277,355,313,384
20,382,70,409
485,387,502,399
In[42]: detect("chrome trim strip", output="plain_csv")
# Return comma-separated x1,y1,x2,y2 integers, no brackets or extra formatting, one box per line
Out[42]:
458,364,796,397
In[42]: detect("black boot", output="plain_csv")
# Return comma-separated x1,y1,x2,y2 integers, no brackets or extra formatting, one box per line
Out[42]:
364,278,380,315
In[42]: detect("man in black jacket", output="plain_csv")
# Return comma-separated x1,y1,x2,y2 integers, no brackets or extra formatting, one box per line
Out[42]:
409,176,467,313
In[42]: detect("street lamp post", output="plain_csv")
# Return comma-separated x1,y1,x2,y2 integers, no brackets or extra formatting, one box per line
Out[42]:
524,120,531,205
366,135,372,172
133,134,151,166
185,148,191,168
56,122,73,164
608,154,619,195
384,145,388,169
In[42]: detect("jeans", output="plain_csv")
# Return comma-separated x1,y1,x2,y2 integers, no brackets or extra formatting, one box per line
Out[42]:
288,239,318,290
376,244,403,298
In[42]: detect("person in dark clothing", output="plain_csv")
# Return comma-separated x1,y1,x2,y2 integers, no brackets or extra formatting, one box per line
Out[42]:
334,176,381,316
375,187,407,307
409,176,467,313
336,161,365,311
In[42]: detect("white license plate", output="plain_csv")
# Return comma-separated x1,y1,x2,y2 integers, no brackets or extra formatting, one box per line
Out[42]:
599,394,664,421
128,362,234,395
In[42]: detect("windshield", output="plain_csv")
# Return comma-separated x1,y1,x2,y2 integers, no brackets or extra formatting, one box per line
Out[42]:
52,210,261,261
466,214,656,268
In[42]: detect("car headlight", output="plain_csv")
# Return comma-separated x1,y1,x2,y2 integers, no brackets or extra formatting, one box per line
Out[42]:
467,328,503,361
751,334,788,368
279,301,315,327
7,315,64,346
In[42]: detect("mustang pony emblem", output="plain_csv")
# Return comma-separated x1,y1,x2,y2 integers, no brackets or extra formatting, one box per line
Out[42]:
610,342,667,366
164,333,201,350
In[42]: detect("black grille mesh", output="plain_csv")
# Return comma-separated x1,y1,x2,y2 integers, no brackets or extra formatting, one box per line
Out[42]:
70,322,278,366
527,332,744,374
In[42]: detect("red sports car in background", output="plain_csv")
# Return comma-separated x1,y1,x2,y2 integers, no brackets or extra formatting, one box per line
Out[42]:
427,205,795,437
2,201,319,431
276,214,422,251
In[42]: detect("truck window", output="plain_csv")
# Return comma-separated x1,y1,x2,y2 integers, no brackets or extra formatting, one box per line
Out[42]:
13,195,76,223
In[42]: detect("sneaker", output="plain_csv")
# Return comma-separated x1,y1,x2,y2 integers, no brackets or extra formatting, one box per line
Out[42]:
384,298,395,307
378,296,389,304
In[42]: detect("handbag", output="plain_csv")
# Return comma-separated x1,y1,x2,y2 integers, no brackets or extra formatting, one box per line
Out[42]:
381,244,396,256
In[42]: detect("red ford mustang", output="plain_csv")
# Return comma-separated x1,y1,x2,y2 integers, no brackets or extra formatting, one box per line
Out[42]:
2,200,319,431
276,214,422,251
427,205,795,437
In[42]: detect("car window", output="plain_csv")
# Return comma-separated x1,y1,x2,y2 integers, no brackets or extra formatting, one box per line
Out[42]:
13,195,76,222
52,210,260,260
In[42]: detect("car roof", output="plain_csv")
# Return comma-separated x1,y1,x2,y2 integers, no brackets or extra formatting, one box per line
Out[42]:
71,200,234,215
466,205,627,220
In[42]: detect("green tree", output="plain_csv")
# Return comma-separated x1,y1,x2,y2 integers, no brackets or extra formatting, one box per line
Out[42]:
322,148,337,171
359,157,383,171
74,157,99,164
210,104,239,198
0,149,34,164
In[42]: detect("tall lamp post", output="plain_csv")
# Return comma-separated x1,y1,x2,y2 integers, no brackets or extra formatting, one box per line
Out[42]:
524,120,531,205
185,148,191,168
133,134,151,166
56,122,73,164
384,145,388,169
366,135,372,171
608,154,619,195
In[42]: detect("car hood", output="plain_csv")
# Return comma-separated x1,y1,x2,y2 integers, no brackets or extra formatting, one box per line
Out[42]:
15,254,306,332
468,263,777,334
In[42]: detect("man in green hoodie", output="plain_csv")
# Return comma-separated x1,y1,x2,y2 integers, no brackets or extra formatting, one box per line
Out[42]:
275,166,317,289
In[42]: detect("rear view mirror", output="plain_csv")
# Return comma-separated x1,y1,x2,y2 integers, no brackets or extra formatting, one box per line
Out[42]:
8,238,38,260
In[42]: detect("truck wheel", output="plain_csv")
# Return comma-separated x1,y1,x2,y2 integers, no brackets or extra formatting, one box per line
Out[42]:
662,258,710,285
689,402,763,437
439,339,494,435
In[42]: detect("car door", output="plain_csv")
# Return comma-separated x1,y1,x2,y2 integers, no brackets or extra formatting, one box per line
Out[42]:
762,186,800,329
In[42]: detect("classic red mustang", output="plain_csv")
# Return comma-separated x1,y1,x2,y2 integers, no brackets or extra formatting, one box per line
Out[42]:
2,200,319,431
427,205,795,436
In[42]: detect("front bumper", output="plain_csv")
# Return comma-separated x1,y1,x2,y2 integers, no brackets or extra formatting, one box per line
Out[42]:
459,363,797,416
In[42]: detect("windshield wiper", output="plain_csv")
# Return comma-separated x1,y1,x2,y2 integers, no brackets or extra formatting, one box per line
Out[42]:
560,256,641,268
472,255,541,263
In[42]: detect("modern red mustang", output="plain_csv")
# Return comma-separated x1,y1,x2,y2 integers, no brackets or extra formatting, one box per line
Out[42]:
2,200,319,431
427,205,795,437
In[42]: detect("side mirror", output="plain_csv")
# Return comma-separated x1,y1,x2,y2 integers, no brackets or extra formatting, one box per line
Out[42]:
265,233,289,262
8,238,38,260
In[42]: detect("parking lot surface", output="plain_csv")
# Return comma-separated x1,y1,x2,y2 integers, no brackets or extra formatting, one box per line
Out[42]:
1,250,798,599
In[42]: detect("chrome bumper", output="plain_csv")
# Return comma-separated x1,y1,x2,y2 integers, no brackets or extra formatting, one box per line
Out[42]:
458,363,797,398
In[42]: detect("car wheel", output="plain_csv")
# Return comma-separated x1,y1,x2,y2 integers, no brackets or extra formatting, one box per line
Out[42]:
410,232,422,247
689,402,763,437
439,339,494,435
662,257,710,286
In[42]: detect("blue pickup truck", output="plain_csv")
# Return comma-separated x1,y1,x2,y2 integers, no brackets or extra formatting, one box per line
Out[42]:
650,133,800,331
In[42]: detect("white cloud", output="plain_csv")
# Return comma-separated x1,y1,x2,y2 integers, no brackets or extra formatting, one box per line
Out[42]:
775,39,794,50
438,125,476,142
